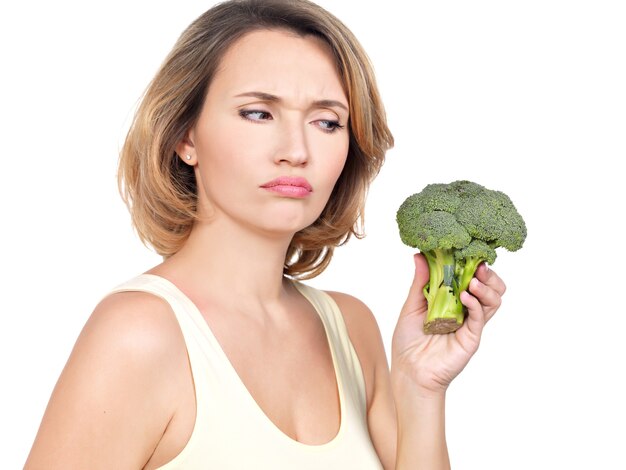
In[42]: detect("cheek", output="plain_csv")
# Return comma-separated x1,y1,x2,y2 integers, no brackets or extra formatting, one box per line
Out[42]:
193,139,248,211
334,148,349,178
195,121,255,179
321,139,350,189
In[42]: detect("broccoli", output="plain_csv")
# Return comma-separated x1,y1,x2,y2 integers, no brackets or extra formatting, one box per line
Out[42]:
396,180,526,334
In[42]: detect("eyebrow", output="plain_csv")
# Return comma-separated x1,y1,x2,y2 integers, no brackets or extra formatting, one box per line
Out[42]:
234,91,349,112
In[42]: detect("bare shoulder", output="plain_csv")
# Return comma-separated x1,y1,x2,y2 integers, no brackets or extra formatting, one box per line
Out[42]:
325,291,384,350
87,290,184,354
25,289,190,469
75,290,188,378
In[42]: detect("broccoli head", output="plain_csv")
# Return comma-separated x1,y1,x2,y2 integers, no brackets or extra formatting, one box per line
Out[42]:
396,180,526,334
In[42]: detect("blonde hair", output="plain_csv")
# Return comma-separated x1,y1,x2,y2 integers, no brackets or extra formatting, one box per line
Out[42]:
118,0,394,279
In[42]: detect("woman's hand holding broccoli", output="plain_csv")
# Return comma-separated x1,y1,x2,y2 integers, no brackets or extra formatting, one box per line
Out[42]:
391,253,506,397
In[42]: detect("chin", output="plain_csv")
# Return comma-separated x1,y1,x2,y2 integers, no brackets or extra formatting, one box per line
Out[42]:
259,220,314,237
256,209,321,236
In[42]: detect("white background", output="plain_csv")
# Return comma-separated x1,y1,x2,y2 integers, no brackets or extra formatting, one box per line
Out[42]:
1,1,624,468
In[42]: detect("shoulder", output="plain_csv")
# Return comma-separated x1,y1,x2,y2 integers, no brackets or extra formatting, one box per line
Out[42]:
69,289,189,377
26,289,190,468
88,289,184,355
324,291,383,349
78,289,191,405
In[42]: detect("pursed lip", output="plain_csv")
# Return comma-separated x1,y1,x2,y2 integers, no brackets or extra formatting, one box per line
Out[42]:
260,176,313,193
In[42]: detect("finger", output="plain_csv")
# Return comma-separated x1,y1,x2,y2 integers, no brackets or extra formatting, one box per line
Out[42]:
475,263,506,297
468,277,502,322
400,253,429,318
457,290,485,347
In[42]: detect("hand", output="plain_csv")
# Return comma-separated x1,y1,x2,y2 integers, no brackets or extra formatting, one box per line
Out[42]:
391,253,506,396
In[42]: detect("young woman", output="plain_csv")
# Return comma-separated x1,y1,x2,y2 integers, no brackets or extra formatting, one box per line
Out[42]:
26,1,506,468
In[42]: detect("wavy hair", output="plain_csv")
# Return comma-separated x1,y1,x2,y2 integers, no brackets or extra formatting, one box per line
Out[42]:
117,0,394,279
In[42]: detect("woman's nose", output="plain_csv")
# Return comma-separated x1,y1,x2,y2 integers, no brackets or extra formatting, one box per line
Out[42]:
275,120,309,166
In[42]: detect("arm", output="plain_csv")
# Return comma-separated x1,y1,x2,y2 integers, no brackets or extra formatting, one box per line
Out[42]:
390,374,449,469
25,291,190,469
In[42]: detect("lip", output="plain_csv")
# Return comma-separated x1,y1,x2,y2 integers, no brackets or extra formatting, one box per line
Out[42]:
260,176,313,198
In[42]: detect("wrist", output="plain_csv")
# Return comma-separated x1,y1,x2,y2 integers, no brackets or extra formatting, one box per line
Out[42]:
390,364,448,402
392,372,450,470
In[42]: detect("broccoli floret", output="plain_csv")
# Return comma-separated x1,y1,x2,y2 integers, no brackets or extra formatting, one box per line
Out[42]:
396,180,527,334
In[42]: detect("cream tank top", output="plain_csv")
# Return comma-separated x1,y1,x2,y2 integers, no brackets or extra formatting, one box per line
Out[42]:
108,274,384,469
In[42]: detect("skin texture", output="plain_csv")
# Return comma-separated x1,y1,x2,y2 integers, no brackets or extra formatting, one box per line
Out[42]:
25,29,506,470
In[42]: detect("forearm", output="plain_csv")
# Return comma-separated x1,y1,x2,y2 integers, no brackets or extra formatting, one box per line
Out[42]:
392,371,450,470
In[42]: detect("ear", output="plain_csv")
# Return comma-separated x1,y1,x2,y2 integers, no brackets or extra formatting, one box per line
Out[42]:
175,128,197,165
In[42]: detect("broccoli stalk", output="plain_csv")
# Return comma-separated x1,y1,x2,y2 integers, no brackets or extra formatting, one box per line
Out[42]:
396,180,526,334
422,249,464,334
423,249,492,334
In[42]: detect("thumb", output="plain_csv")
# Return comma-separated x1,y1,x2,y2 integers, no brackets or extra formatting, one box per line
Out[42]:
401,253,430,317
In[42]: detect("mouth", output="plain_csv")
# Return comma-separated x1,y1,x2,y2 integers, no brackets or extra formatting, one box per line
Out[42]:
260,176,313,198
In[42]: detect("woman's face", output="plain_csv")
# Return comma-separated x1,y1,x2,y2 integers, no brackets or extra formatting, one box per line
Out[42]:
180,29,350,237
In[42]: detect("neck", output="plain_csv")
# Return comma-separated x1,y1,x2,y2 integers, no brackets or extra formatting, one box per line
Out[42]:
154,216,296,309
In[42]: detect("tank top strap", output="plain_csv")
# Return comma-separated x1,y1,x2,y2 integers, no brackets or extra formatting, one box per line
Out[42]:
106,274,206,333
105,274,214,356
291,281,368,417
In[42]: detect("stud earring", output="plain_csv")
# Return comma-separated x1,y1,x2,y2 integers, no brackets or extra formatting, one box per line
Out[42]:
185,155,192,161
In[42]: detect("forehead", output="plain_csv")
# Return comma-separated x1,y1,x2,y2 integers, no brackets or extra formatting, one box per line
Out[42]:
211,29,345,96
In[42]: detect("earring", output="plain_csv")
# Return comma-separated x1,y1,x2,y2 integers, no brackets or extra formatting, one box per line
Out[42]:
185,155,192,161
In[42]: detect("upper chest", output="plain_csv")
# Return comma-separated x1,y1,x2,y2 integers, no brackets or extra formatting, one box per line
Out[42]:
207,294,342,440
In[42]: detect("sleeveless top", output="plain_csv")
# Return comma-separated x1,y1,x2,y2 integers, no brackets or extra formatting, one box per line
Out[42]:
107,274,384,469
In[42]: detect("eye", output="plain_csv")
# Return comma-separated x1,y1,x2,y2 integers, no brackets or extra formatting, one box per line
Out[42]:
317,120,345,133
239,110,273,122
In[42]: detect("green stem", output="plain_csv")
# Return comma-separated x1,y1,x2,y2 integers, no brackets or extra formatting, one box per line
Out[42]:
457,257,483,293
423,250,464,326
426,282,464,324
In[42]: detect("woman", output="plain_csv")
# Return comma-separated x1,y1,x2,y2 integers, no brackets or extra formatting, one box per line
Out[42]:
26,0,505,468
